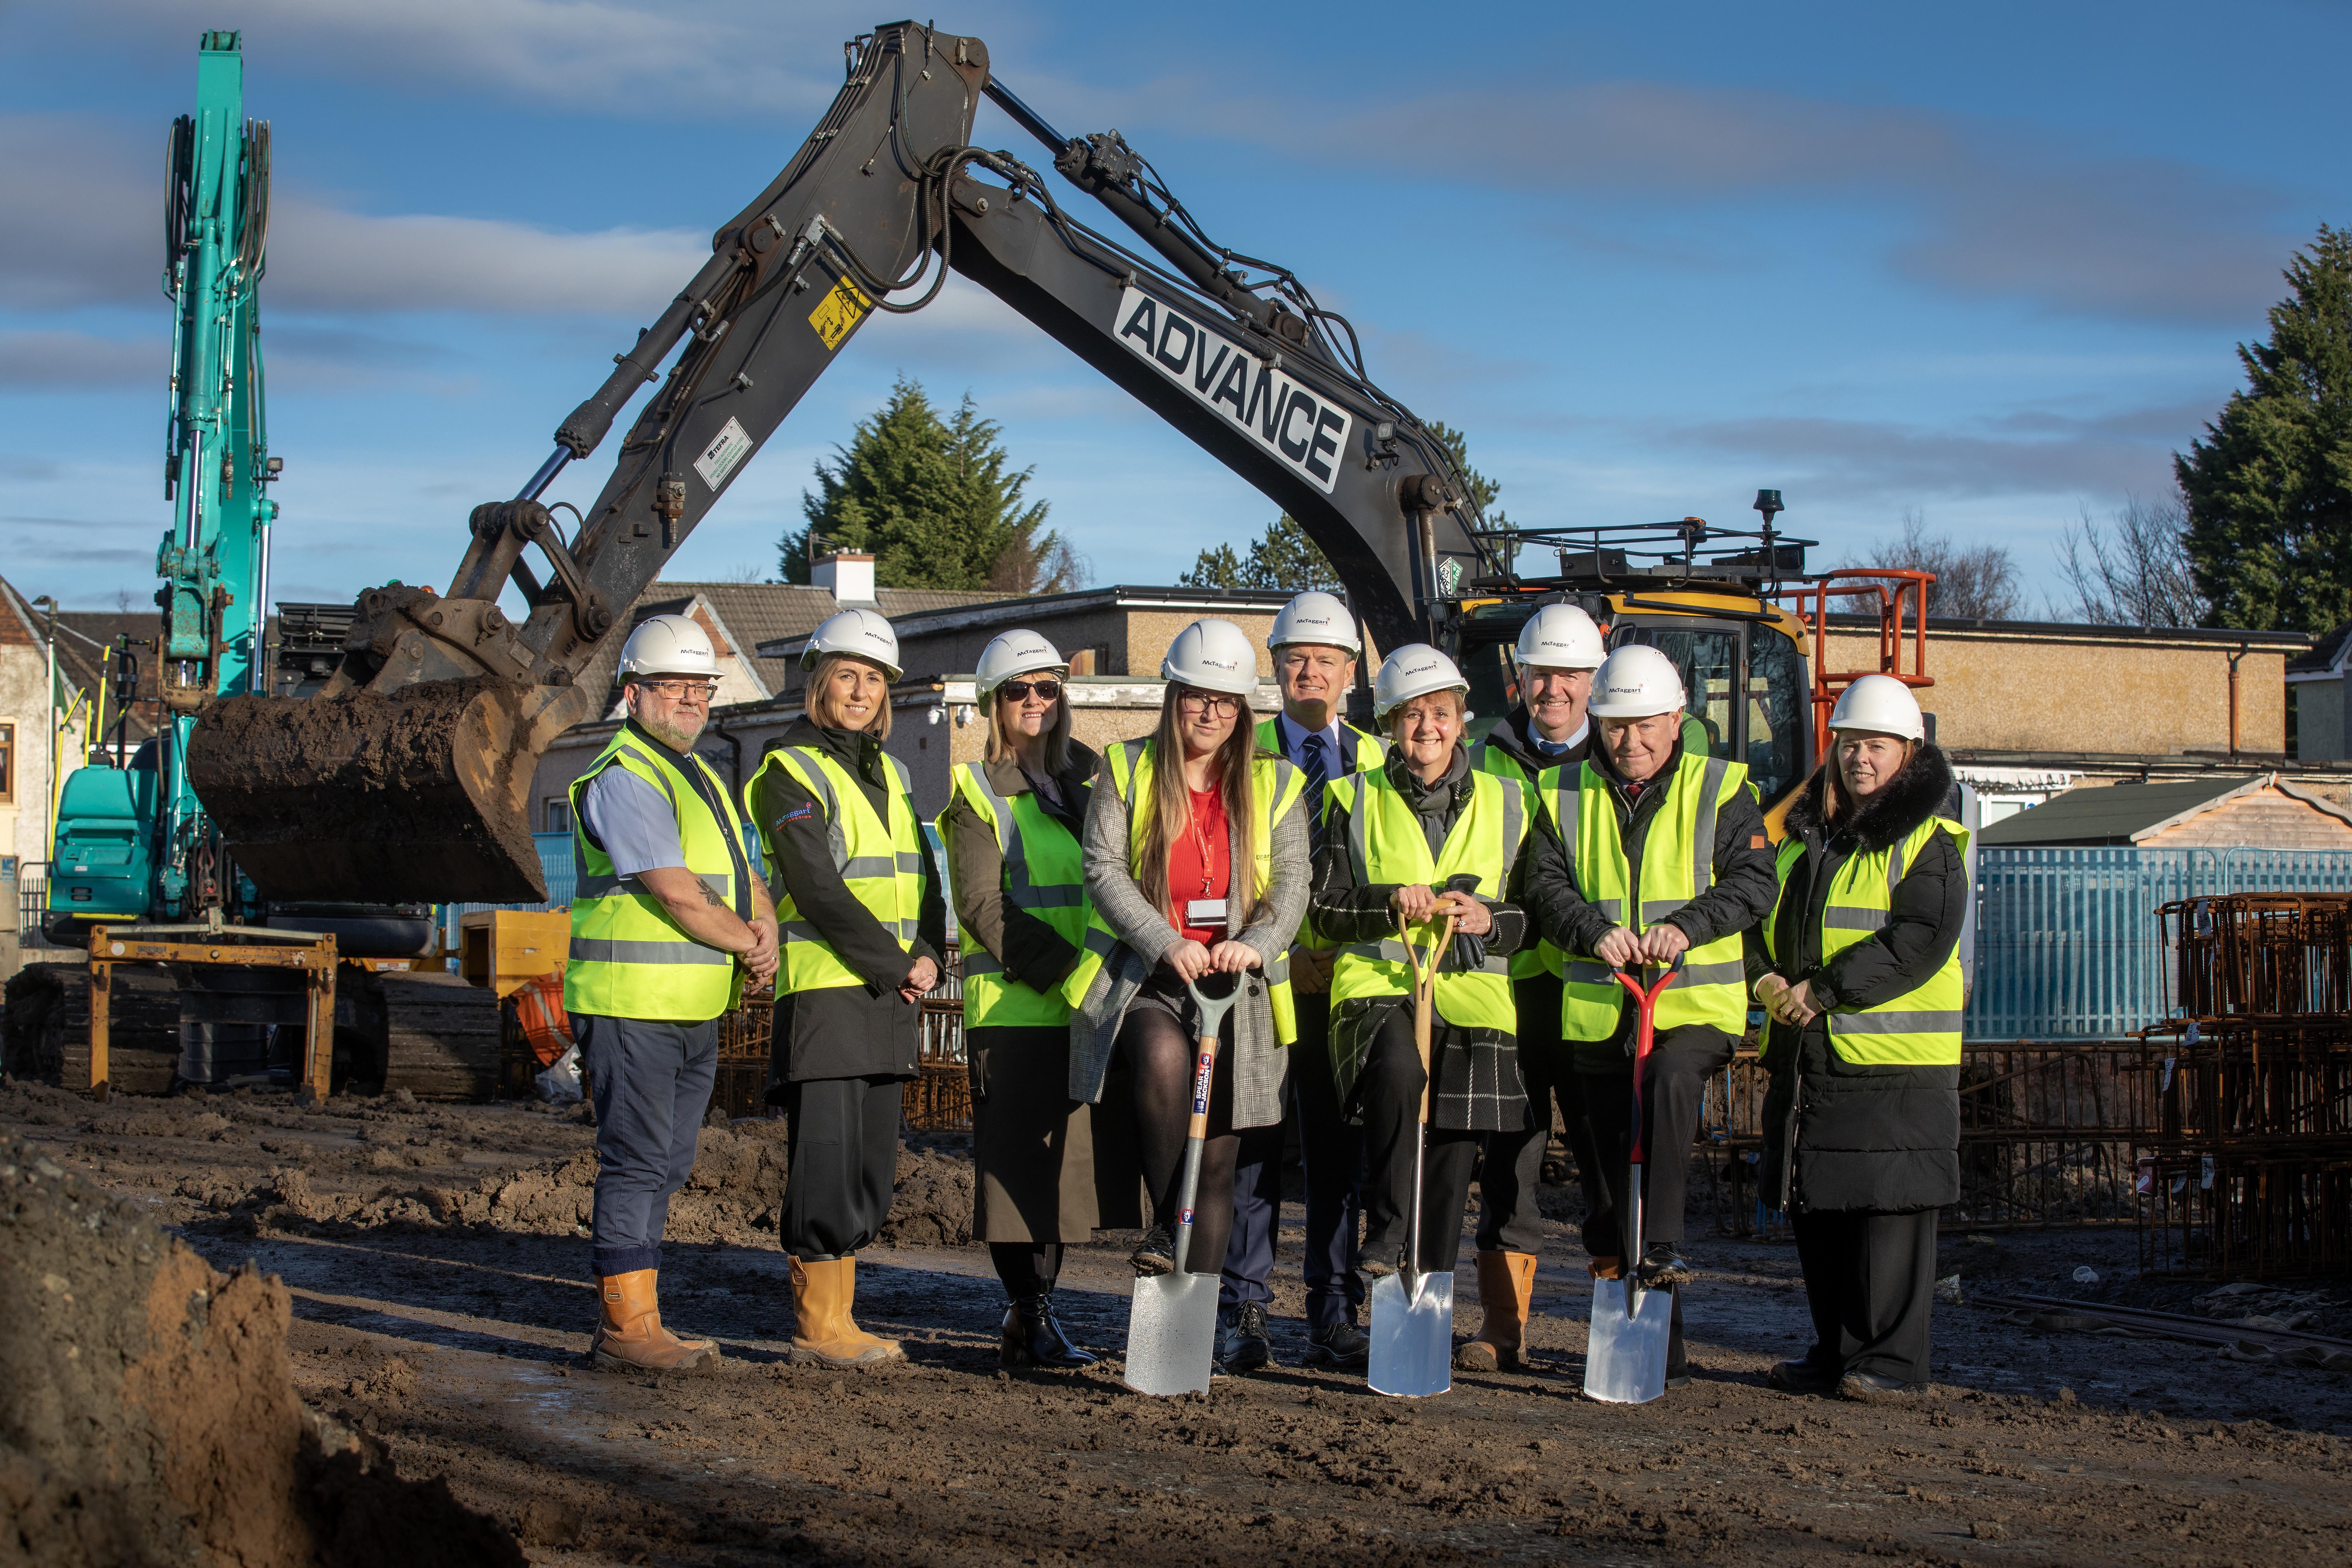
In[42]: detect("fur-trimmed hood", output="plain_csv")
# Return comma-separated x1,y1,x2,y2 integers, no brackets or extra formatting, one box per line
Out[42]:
1785,742,1954,854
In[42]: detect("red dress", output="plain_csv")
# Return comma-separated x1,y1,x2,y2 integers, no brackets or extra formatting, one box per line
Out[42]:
1167,785,1232,944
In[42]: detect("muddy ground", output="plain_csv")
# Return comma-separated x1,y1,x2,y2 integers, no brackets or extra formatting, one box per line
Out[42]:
2,1078,2347,1567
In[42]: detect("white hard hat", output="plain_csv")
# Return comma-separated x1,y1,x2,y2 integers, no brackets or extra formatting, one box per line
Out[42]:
1828,673,1925,742
1161,617,1259,698
1587,644,1686,720
619,613,719,681
803,607,902,682
1515,603,1604,670
976,629,1066,699
1374,643,1470,721
1268,589,1361,654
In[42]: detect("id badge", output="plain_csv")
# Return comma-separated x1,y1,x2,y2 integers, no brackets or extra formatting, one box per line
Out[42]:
1185,898,1229,931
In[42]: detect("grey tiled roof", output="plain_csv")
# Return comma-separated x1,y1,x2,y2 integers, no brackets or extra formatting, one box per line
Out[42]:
629,581,1014,693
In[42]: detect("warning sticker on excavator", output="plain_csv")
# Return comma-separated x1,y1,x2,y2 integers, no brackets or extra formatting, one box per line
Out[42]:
808,274,872,351
1113,286,1351,495
693,417,754,491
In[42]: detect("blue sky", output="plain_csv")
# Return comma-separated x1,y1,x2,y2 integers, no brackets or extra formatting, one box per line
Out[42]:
4,0,2347,612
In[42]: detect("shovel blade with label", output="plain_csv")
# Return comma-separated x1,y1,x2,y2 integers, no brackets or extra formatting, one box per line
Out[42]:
1123,974,1239,1398
1582,958,1681,1406
1367,907,1460,1398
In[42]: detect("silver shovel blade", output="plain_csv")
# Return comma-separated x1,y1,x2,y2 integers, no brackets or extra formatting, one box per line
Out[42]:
1583,1278,1673,1404
1122,1273,1221,1396
1367,1270,1455,1397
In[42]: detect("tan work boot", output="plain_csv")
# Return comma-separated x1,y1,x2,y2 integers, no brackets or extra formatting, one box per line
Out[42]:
789,1256,905,1368
590,1270,721,1372
1456,1251,1539,1371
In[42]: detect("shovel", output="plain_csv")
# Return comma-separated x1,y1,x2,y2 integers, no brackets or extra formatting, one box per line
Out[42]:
1367,907,1460,1398
1584,956,1682,1405
1123,972,1241,1396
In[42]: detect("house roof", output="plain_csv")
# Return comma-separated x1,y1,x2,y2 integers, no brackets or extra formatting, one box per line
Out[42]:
0,576,43,648
628,581,1015,694
1974,774,2346,846
752,583,1295,661
2289,620,2352,678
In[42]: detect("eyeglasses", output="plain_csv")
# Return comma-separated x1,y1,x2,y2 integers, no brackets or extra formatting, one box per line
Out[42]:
1178,691,1243,716
995,678,1063,704
637,678,719,699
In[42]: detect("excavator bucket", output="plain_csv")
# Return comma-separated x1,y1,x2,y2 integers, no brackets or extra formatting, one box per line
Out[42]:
187,678,596,906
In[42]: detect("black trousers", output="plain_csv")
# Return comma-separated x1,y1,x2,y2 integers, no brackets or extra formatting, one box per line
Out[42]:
1475,973,1605,1255
1354,1008,1479,1274
780,1074,902,1262
1223,989,1367,1329
1580,1024,1734,1251
1792,1208,1938,1385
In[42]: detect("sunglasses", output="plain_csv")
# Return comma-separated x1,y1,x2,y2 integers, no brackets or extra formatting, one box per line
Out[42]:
996,678,1063,703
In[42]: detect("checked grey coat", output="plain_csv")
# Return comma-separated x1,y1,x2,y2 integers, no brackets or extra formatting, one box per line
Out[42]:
1068,743,1310,1128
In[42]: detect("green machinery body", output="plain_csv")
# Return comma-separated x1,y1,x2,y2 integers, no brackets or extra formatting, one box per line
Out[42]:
48,31,278,929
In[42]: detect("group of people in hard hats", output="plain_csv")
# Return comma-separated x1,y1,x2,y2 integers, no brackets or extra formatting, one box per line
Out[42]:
562,590,1967,1405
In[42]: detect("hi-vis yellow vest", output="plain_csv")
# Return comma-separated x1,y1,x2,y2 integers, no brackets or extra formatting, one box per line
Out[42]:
1765,816,1969,1065
1328,763,1528,1031
937,762,1088,1029
1070,739,1306,1043
1475,736,1558,982
745,743,925,994
564,729,747,1022
1543,750,1751,1039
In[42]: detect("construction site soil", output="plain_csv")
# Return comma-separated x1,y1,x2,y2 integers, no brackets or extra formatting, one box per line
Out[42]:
2,1078,2346,1566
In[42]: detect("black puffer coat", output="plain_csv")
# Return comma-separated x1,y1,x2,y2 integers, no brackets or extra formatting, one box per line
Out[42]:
1747,744,1966,1214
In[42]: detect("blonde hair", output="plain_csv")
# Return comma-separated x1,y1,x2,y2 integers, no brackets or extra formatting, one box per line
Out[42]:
1822,734,1920,822
986,679,1071,775
1134,685,1262,929
806,653,893,740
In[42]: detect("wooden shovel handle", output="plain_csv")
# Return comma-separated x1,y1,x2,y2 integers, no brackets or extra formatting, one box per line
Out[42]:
1401,911,1458,1126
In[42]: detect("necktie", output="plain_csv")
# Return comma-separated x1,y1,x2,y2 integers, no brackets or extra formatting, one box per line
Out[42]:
1301,730,1333,857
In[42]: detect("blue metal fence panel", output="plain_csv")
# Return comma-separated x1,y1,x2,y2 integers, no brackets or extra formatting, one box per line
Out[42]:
1967,847,2352,1040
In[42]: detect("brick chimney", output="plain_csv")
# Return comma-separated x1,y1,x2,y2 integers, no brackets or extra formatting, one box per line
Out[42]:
812,551,876,608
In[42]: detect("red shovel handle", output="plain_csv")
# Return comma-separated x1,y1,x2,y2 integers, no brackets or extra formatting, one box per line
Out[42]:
1610,956,1683,1164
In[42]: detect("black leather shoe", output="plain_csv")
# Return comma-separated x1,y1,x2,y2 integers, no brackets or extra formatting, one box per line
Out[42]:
1665,1371,1691,1391
1001,1296,1095,1369
1839,1370,1926,1401
1303,1321,1371,1370
1634,1242,1694,1287
1129,1222,1175,1277
1357,1232,1405,1280
1768,1357,1841,1394
1216,1301,1273,1374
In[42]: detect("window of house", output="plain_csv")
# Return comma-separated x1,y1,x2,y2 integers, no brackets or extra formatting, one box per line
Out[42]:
0,721,14,805
543,797,572,834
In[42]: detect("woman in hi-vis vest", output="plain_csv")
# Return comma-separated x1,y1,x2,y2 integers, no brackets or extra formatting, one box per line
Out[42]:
936,631,1104,1369
746,609,946,1370
1748,675,1968,1401
1306,647,1535,1349
1071,618,1308,1365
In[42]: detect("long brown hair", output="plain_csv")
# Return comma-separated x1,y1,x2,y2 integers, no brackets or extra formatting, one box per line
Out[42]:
807,653,893,740
1134,685,1262,927
1821,734,1920,822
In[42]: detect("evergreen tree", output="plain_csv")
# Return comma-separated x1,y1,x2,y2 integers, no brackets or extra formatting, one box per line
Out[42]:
1178,514,1338,591
1426,420,1507,529
779,376,1081,592
2178,226,2352,632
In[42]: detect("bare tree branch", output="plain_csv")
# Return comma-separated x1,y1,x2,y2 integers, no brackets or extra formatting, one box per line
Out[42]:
1844,510,2023,620
2053,492,2208,628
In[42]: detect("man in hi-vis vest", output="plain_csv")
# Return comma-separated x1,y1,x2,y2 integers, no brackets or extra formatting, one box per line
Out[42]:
566,614,778,1371
1524,644,1776,1387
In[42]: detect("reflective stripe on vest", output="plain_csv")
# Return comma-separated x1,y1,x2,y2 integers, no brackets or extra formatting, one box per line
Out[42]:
1329,764,1527,1032
1544,750,1751,1040
1765,816,1969,1065
1071,738,1304,1043
939,761,1090,1028
745,743,925,993
1475,739,1560,982
562,731,747,1022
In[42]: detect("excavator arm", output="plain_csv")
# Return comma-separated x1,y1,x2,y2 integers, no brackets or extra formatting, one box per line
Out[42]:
189,21,1488,904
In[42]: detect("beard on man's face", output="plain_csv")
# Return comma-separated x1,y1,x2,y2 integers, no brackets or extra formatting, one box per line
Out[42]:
631,696,708,752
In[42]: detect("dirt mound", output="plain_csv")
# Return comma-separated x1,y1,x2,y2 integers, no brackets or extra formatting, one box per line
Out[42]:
0,1130,522,1566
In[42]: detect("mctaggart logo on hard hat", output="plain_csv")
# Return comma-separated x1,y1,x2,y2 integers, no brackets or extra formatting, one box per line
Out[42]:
1200,653,1238,671
1401,657,1441,680
860,626,892,649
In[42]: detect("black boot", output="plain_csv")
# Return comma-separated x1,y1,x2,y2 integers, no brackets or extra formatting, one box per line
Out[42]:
1001,1295,1095,1369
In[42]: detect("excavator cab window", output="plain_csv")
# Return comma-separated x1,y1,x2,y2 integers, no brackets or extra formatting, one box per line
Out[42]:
1454,602,1537,731
1610,620,1810,807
